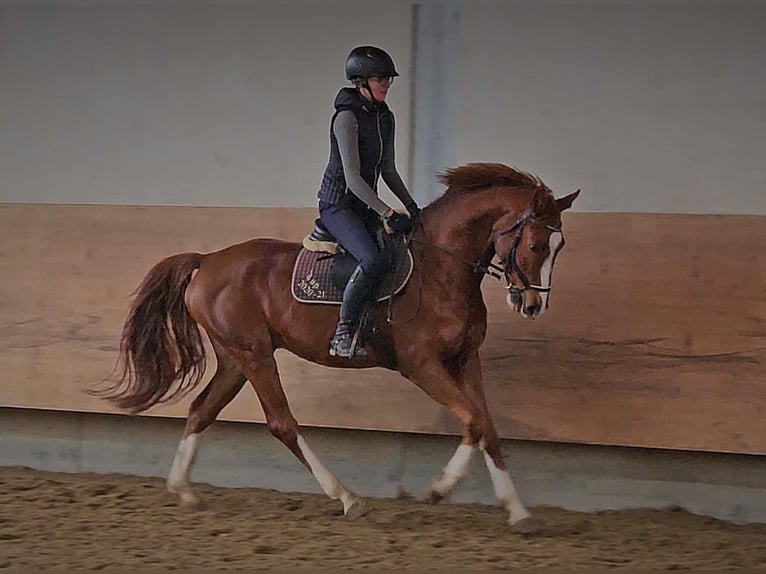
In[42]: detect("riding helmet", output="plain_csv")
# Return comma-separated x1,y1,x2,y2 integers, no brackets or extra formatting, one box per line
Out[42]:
345,46,399,80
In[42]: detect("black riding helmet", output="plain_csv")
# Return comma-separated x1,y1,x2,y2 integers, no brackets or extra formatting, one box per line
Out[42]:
345,46,399,81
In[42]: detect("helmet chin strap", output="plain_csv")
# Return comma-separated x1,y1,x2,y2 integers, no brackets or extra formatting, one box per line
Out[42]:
360,79,381,106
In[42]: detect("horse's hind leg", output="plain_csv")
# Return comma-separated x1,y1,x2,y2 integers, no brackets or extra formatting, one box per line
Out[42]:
167,339,246,508
237,350,366,518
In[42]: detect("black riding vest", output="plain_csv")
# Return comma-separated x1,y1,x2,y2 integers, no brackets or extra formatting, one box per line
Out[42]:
317,87,395,207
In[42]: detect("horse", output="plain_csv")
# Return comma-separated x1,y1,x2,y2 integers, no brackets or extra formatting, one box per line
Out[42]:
92,162,580,532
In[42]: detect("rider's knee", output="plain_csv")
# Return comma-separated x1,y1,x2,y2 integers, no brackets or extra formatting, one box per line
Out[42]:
359,252,388,283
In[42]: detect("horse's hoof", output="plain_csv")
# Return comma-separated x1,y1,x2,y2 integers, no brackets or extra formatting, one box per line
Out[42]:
344,499,370,520
425,490,445,505
511,516,543,535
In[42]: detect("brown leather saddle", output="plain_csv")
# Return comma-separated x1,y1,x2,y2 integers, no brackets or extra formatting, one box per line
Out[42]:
291,219,413,305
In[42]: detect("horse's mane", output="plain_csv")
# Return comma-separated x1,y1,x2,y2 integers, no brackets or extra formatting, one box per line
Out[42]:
436,162,550,197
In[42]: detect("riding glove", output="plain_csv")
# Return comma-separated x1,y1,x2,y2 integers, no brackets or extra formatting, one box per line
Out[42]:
383,211,413,234
405,201,421,224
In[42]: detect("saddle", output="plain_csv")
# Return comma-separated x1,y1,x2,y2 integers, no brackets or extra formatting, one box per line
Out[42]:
291,219,413,305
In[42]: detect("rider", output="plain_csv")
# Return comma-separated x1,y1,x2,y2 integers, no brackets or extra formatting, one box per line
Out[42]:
317,45,420,359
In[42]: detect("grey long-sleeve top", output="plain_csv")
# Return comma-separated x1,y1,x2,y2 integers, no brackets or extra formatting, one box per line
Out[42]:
333,109,415,216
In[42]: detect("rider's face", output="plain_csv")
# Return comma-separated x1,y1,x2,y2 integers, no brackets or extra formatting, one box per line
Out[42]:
361,76,394,102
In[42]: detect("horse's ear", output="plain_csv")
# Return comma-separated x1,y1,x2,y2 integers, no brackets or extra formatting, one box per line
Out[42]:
532,188,555,216
556,189,581,212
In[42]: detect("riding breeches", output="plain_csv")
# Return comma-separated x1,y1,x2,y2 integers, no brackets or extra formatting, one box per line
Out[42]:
318,200,388,283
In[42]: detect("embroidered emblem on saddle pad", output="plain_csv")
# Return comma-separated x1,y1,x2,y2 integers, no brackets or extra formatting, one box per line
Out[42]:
291,247,414,305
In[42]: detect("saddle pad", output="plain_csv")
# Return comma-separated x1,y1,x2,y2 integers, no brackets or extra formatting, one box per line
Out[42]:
291,248,414,305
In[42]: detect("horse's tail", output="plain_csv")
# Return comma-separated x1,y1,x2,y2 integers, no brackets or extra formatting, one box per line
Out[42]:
89,252,206,413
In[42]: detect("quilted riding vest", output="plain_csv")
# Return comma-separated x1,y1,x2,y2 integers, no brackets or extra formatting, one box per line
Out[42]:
317,87,395,207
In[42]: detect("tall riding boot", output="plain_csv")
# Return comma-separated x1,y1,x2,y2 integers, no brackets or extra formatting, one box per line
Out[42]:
330,265,374,359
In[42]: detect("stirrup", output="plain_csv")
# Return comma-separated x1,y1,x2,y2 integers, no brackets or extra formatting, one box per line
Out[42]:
329,333,367,359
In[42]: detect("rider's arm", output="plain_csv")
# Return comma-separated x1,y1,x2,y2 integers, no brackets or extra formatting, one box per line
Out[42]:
334,110,393,217
380,115,417,211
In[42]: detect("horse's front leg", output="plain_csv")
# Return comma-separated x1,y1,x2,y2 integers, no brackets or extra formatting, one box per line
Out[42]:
426,442,476,504
460,352,536,531
411,352,535,530
403,357,484,503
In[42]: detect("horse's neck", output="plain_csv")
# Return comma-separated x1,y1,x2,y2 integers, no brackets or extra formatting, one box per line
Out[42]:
423,189,530,269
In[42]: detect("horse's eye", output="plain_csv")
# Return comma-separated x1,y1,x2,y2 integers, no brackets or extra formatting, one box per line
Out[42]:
529,244,538,253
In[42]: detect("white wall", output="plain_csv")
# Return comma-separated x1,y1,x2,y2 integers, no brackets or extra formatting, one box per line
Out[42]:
457,3,766,214
2,2,765,215
0,3,413,207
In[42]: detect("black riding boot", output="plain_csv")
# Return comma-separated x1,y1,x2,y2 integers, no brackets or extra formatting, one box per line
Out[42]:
330,265,374,359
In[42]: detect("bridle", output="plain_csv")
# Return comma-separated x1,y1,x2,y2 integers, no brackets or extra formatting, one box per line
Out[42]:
388,206,563,324
495,208,563,298
406,207,562,298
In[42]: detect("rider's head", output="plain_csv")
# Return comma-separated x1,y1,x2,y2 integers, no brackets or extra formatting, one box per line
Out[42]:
345,46,399,104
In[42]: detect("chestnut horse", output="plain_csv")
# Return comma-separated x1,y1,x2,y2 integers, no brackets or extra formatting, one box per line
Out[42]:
93,162,579,531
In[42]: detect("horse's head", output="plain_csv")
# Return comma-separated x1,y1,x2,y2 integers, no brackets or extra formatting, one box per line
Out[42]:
492,187,580,319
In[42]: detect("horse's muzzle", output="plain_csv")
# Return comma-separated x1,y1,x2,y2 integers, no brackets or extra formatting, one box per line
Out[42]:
507,290,543,319
507,291,522,313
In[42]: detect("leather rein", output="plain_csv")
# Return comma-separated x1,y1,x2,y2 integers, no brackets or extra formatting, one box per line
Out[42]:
406,208,562,296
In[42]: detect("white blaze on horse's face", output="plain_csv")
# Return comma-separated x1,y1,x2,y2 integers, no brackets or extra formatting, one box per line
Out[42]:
504,224,565,320
534,229,564,316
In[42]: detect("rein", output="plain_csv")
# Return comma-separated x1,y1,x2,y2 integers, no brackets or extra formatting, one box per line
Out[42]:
384,208,561,323
406,235,505,280
384,223,505,325
406,207,533,284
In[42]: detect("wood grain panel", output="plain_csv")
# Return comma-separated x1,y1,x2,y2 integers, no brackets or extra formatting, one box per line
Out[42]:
1,204,764,454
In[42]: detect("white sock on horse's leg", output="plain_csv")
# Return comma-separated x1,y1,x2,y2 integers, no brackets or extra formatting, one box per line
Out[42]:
481,447,531,525
428,443,475,500
167,433,202,505
296,434,361,515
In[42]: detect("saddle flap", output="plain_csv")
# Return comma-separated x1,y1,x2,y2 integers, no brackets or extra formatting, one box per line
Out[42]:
291,246,414,305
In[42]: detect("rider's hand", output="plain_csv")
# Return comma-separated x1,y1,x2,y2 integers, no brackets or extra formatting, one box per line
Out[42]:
383,211,413,234
405,201,421,224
